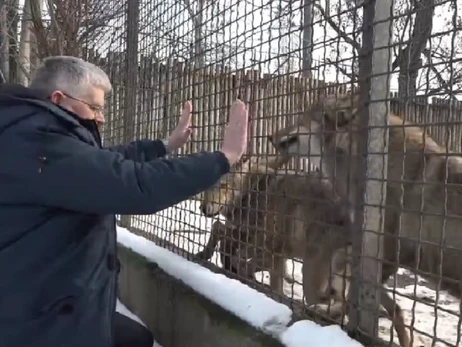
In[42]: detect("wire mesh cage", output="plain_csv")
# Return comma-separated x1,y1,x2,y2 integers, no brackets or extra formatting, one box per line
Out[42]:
1,0,462,346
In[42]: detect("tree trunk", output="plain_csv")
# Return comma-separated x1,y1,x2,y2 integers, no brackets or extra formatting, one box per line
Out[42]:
302,0,314,77
29,0,43,73
398,61,420,98
193,0,204,68
396,0,435,98
17,0,32,85
7,0,18,83
0,0,9,82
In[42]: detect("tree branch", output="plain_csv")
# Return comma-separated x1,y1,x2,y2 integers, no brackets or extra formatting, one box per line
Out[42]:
392,0,435,71
180,0,199,26
312,1,361,53
45,0,62,54
422,49,462,99
422,48,453,95
326,57,358,80
30,0,50,57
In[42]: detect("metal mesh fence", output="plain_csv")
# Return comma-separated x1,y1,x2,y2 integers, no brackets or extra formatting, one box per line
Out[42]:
1,0,462,346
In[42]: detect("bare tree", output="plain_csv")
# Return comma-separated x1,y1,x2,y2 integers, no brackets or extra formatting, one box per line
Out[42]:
181,0,205,67
30,0,125,58
0,0,9,82
139,0,241,67
6,0,19,83
392,0,435,98
1,0,125,84
302,0,315,77
315,0,462,99
17,0,32,85
1,0,41,85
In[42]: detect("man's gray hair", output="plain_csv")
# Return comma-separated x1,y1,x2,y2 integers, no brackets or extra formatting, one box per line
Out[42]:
30,55,112,98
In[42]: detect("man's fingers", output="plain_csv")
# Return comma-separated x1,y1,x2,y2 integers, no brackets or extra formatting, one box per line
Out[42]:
179,100,192,127
183,100,192,114
229,99,248,126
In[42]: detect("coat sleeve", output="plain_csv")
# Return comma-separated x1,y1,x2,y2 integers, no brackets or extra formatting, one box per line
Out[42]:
106,139,168,162
24,129,229,215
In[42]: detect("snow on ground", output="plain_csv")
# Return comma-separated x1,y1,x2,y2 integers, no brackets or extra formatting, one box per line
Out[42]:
122,200,461,347
130,199,226,257
380,269,461,347
116,299,163,347
263,261,461,346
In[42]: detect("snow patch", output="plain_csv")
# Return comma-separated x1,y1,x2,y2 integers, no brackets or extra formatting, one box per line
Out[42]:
129,200,226,257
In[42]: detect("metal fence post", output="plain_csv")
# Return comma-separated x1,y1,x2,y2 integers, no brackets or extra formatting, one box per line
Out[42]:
348,0,393,342
119,0,140,229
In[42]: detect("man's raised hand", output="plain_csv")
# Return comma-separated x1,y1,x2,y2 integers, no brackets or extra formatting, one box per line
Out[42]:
220,99,249,165
167,101,193,151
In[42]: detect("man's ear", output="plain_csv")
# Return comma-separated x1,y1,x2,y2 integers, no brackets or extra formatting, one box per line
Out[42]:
49,90,65,104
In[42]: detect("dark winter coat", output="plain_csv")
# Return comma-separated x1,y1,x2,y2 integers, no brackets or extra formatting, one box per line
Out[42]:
0,84,230,347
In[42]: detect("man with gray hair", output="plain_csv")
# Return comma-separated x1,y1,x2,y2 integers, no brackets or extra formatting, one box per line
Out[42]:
0,56,249,347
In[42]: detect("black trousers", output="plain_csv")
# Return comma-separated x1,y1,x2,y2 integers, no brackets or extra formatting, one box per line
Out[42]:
114,312,154,347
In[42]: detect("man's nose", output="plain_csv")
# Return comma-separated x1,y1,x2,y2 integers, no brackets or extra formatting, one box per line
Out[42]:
95,115,105,126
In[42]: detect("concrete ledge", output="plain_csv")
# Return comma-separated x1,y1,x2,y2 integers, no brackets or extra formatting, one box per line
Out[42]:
117,244,284,347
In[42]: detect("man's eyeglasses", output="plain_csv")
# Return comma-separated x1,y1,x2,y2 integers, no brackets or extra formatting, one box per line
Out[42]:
63,93,104,116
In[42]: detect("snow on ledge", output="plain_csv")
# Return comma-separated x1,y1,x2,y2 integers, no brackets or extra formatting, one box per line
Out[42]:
117,226,292,337
117,226,364,347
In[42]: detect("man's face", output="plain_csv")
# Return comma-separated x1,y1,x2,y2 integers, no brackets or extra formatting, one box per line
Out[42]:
49,86,105,130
